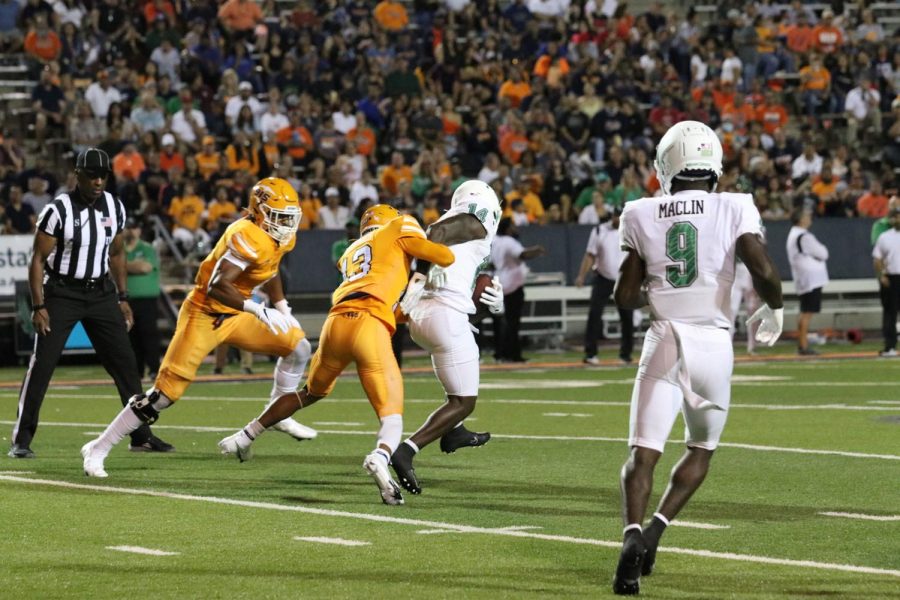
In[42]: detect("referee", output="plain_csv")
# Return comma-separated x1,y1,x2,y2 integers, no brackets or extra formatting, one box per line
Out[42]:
9,148,173,458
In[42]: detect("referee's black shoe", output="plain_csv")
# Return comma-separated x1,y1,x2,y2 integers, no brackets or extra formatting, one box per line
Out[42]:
129,434,175,453
7,444,35,458
439,425,491,454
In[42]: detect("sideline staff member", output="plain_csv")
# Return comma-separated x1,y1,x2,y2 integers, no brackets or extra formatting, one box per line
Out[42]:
9,148,172,458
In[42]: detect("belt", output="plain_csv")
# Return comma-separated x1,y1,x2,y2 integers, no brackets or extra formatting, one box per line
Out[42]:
47,273,109,289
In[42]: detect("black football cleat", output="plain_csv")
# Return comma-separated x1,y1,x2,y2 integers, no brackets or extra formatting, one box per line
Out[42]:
129,433,175,453
7,444,35,458
641,539,659,576
390,444,421,494
612,532,647,595
439,425,491,454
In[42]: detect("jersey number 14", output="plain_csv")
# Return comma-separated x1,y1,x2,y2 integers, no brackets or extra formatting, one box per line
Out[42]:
665,222,698,288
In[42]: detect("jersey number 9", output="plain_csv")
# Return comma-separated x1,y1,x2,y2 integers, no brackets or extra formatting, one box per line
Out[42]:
665,222,698,288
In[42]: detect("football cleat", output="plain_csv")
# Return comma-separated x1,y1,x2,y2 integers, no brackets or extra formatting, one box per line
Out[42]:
81,440,108,478
439,425,491,454
363,451,404,506
612,533,647,596
390,444,421,495
271,417,318,441
218,430,254,462
641,539,659,576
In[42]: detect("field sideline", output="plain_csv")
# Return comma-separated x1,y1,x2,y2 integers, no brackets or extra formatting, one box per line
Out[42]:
0,349,898,598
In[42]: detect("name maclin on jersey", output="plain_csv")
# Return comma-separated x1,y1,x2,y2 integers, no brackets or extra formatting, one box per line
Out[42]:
658,199,705,219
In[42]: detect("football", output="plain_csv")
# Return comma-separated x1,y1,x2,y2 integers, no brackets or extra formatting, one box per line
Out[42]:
472,273,494,305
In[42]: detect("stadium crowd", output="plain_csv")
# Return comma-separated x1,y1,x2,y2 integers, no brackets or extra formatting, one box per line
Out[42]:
1,0,899,240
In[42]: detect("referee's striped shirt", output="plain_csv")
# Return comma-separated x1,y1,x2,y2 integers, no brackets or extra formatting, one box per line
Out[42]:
35,190,126,280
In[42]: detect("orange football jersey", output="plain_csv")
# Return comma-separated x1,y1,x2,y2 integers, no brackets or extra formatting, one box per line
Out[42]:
332,214,454,332
188,217,295,314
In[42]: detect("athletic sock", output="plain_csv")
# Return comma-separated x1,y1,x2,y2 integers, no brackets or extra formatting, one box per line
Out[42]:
244,419,266,440
403,439,420,454
644,514,669,547
93,406,143,455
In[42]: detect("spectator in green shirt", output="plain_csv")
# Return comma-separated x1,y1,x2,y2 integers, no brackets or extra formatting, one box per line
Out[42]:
575,171,612,216
124,219,161,380
606,167,645,210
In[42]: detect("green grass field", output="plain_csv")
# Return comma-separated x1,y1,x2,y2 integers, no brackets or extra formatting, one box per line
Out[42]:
0,348,898,599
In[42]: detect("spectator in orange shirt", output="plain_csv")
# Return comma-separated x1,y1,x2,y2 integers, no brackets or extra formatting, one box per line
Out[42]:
812,9,843,54
533,41,570,90
721,93,755,135
755,90,789,134
225,131,260,175
144,0,175,26
217,0,262,36
159,133,185,173
113,144,147,182
504,177,545,224
499,120,530,165
786,12,814,55
23,17,61,64
373,0,408,32
346,112,376,157
811,162,841,216
168,179,209,251
275,110,314,163
195,135,221,180
205,186,238,238
800,54,833,116
711,81,736,113
857,180,889,218
298,183,322,230
380,151,413,196
498,70,532,109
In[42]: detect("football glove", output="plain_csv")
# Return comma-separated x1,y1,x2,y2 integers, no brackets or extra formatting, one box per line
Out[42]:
479,277,505,315
426,265,447,290
400,272,427,315
746,304,783,347
274,299,302,329
244,299,295,335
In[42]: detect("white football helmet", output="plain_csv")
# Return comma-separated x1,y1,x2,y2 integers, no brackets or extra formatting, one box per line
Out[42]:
654,120,723,195
450,179,502,235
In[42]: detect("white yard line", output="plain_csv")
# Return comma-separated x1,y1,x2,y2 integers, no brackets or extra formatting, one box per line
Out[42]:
543,413,593,418
0,474,896,580
671,520,731,530
312,422,364,426
2,420,898,461
819,512,900,522
869,401,900,405
3,393,898,412
106,545,180,556
293,536,370,546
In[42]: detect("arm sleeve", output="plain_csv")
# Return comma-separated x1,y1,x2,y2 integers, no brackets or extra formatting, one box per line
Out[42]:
398,236,456,267
115,198,125,235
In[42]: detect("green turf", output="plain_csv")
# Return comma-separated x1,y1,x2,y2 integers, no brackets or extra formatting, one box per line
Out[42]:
0,353,898,599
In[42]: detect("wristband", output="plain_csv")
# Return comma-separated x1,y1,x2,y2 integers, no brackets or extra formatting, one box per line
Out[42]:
117,292,130,302
32,303,46,311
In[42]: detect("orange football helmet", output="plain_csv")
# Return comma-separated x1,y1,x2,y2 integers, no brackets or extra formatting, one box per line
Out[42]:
359,204,399,235
249,177,301,243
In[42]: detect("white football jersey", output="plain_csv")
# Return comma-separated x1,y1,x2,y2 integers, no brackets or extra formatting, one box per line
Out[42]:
420,201,499,314
619,190,762,328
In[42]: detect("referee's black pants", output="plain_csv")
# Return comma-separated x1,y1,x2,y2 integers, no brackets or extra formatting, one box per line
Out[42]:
496,287,526,361
128,296,161,378
12,278,153,449
882,275,900,351
584,273,634,361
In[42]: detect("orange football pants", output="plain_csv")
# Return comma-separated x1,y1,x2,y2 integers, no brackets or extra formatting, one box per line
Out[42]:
155,302,304,401
306,309,403,418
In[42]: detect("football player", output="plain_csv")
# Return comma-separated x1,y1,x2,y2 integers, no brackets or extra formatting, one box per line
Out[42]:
218,204,455,506
610,122,783,595
390,180,504,495
82,178,317,477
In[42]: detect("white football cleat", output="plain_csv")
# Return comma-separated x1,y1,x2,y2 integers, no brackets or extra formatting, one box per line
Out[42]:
363,451,404,506
218,430,254,462
81,440,108,478
271,417,317,441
